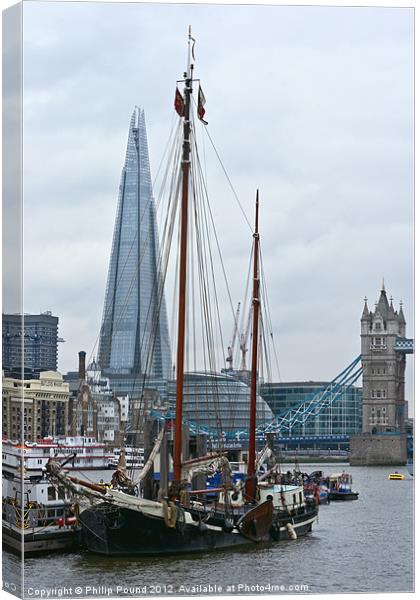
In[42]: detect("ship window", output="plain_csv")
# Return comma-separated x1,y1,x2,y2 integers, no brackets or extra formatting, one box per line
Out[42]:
47,486,56,501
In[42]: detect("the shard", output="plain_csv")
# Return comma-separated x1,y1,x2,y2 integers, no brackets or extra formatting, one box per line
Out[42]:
98,107,172,398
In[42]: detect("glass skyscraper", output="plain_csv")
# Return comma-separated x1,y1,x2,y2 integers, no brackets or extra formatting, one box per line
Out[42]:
98,107,171,398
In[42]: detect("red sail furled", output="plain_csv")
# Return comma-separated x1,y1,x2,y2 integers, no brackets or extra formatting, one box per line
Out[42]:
197,85,208,124
174,87,185,117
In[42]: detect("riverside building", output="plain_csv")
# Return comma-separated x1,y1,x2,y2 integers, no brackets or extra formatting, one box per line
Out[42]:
65,353,127,444
2,371,69,442
260,381,363,436
168,371,274,437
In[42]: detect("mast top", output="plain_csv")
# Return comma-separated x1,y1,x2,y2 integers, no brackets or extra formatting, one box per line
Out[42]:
185,26,194,79
254,190,259,238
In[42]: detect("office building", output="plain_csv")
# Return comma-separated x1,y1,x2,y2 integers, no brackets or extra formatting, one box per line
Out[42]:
97,107,171,399
2,312,59,378
261,381,363,436
168,371,274,437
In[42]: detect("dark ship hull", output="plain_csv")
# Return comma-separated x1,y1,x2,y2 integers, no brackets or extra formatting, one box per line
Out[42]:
328,491,359,501
79,502,318,556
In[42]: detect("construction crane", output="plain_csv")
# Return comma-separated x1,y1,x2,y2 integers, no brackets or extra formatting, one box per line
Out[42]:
239,305,252,371
226,302,241,369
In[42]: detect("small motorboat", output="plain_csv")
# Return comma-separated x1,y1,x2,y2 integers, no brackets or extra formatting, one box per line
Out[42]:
327,472,359,501
388,472,405,481
303,471,331,505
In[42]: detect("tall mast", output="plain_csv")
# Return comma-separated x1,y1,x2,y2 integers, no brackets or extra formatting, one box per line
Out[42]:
245,191,260,501
173,28,194,484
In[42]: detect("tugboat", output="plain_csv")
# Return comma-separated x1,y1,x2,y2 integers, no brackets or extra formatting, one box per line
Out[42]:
327,472,359,501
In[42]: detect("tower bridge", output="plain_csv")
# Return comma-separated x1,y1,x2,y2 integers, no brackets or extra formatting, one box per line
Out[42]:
394,337,414,354
147,285,412,463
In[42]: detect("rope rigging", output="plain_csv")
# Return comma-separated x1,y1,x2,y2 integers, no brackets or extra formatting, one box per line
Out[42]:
77,63,288,475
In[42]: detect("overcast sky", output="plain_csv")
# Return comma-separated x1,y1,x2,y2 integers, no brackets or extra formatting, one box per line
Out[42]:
5,2,414,411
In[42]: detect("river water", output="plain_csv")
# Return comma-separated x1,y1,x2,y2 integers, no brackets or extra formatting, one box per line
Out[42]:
2,463,414,597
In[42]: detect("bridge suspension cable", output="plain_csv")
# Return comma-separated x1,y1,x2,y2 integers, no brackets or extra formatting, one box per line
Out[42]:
255,355,362,437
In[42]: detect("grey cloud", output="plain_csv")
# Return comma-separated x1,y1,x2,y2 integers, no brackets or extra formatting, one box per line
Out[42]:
17,2,414,410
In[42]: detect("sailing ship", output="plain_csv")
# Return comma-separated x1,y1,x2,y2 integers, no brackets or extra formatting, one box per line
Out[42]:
46,28,318,555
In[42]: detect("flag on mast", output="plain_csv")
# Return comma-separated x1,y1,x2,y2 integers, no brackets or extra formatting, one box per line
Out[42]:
197,85,208,125
174,87,185,117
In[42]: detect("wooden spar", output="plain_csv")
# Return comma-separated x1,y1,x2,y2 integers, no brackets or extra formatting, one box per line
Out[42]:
68,476,107,494
190,487,226,495
245,191,260,501
173,32,194,484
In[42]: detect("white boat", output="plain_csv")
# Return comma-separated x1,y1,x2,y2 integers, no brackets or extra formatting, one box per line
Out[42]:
2,436,113,476
108,446,145,470
2,439,82,554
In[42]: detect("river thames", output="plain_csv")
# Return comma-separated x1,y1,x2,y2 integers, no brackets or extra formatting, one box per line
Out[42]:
3,463,414,597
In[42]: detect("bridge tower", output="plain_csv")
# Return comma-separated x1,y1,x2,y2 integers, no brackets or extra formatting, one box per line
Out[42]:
360,283,407,434
350,282,409,465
